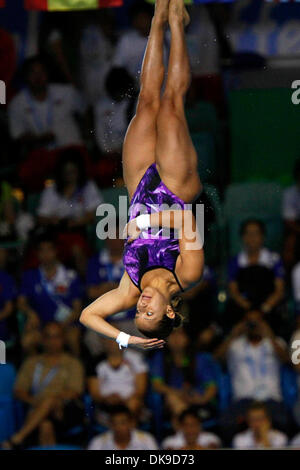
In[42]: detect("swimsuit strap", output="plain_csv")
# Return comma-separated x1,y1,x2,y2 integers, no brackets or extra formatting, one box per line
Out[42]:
172,270,185,293
137,266,185,293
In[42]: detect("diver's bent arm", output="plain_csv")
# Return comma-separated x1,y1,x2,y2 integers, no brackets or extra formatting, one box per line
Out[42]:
80,274,166,349
80,289,128,340
80,273,136,340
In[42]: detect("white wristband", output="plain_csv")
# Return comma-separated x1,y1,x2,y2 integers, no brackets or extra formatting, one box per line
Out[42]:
136,214,151,231
116,331,131,350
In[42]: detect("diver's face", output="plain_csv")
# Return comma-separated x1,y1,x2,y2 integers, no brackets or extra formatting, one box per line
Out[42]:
135,287,174,332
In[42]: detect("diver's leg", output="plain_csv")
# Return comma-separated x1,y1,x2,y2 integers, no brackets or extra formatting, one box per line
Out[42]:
156,0,201,202
123,0,169,199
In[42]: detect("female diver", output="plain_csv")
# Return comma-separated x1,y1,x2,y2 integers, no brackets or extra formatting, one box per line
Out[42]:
80,0,204,349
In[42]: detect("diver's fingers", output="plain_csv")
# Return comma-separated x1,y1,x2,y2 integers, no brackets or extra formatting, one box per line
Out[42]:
144,339,165,349
144,338,165,344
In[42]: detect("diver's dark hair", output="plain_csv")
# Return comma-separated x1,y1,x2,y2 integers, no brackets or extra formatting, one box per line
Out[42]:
138,296,185,340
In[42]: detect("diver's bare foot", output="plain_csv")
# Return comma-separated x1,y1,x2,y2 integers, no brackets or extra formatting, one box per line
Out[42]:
154,0,170,24
169,0,190,27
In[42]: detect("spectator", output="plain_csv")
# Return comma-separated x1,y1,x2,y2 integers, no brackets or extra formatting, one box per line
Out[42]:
87,337,148,421
93,67,136,186
1,322,85,449
215,311,290,444
232,401,288,449
113,1,167,84
8,56,85,151
18,234,83,356
79,10,117,105
37,148,102,275
226,219,285,333
0,247,17,344
94,67,136,156
87,405,157,450
151,327,218,422
162,408,221,450
282,158,300,270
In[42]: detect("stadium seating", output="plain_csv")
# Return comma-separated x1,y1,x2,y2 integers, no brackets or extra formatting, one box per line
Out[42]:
224,182,283,256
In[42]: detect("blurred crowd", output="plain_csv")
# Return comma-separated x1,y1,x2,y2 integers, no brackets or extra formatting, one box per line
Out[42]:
1,1,300,451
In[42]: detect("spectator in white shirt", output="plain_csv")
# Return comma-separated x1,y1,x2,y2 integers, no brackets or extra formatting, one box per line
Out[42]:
37,148,102,276
162,408,221,450
8,56,84,151
87,405,158,450
215,311,291,444
282,158,300,270
232,401,288,449
87,337,148,419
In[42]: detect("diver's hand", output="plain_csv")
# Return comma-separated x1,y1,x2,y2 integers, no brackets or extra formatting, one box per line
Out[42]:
123,219,142,243
128,336,165,350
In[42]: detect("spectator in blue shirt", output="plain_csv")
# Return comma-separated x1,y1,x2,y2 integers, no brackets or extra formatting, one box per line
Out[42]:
150,327,218,424
226,219,285,333
0,247,17,343
18,234,83,356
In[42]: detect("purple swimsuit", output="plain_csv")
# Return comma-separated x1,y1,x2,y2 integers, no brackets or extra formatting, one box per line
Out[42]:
123,164,185,292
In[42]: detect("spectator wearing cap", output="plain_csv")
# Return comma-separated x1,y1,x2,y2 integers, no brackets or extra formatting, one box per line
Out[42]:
232,401,288,449
87,405,158,450
162,408,221,450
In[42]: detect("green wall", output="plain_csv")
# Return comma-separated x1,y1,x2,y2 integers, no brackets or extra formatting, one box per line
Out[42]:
229,88,300,187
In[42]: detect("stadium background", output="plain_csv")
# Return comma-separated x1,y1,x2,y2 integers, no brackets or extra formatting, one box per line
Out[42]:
1,0,300,450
